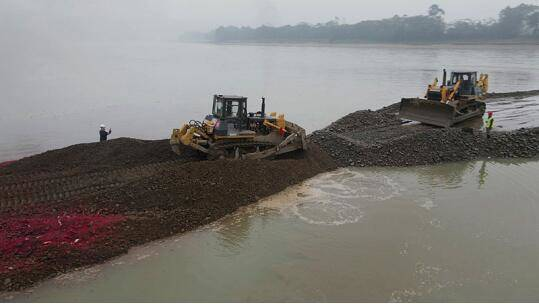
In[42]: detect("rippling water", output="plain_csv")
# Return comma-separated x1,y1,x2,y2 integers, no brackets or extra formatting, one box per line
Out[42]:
7,158,539,302
486,96,539,129
1,42,538,161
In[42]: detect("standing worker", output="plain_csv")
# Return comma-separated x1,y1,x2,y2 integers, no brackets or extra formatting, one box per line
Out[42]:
484,112,494,138
99,124,112,142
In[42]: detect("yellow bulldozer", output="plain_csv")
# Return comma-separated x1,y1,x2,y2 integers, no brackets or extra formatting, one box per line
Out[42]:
399,69,489,127
170,95,307,159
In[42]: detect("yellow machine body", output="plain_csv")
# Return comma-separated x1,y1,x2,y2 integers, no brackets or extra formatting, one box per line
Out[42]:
399,70,488,127
170,95,307,159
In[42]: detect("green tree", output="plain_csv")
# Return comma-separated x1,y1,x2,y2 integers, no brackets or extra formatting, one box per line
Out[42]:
497,4,538,37
526,11,539,36
428,4,445,17
210,3,538,43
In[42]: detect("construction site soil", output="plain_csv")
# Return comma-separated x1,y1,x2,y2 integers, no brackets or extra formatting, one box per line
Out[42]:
309,99,539,167
1,89,538,293
0,139,336,292
0,138,197,176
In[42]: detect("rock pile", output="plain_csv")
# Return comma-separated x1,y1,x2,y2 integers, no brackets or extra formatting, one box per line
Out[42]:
310,103,539,167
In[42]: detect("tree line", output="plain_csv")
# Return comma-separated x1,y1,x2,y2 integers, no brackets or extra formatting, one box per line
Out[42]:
207,4,539,43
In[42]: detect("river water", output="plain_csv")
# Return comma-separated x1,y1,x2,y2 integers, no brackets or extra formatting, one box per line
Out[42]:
1,42,538,161
6,158,539,302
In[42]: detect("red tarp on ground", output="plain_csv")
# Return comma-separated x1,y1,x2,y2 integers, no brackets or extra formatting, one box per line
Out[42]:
0,214,125,274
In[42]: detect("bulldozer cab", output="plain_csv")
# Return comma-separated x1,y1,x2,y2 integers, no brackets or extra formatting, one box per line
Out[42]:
212,95,248,120
212,95,250,136
449,72,477,96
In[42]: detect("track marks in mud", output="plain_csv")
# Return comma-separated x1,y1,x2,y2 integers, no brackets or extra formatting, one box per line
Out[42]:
0,161,183,211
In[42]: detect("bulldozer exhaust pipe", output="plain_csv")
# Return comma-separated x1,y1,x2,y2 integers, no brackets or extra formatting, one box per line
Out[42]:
442,69,447,86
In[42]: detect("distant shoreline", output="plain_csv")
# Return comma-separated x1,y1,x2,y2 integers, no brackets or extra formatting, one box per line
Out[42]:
205,4,539,48
180,39,539,47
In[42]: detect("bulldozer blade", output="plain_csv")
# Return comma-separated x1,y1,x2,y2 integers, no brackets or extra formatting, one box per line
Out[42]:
243,132,303,160
399,98,456,128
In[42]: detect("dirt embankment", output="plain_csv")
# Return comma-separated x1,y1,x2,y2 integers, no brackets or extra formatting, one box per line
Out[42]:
309,90,539,167
1,89,538,293
0,139,336,292
312,123,539,167
0,138,199,176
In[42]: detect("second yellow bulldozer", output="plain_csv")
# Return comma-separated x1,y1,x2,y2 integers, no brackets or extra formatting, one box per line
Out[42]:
399,69,489,127
170,95,307,160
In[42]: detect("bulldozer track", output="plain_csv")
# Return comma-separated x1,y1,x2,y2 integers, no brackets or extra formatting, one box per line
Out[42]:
0,160,186,211
213,141,276,150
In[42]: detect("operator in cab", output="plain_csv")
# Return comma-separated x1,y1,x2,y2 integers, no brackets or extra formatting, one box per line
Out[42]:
99,124,112,142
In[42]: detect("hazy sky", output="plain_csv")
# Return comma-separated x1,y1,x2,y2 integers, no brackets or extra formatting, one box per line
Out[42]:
1,0,537,41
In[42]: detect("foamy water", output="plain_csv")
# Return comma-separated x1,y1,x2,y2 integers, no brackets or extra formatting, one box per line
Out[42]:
265,169,402,226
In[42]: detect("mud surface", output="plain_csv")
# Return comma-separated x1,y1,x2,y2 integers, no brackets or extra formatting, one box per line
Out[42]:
1,89,538,293
0,139,336,292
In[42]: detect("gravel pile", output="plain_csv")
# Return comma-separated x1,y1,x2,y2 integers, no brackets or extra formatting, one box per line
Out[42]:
0,138,199,176
312,127,539,167
0,143,336,292
320,109,401,134
310,102,539,167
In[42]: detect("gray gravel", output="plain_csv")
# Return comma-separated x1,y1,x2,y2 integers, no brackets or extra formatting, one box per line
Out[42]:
309,101,539,167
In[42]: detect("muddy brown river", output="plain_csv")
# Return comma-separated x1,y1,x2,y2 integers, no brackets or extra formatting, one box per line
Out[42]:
5,158,539,302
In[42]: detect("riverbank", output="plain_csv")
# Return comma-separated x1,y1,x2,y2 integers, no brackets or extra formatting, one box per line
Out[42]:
202,40,539,47
1,89,538,292
0,141,336,291
310,97,539,167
